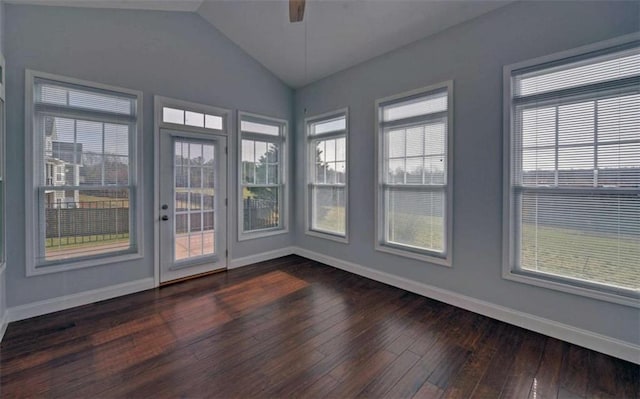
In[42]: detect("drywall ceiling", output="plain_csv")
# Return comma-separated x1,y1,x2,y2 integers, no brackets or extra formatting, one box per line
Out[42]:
197,0,514,88
5,0,203,12
7,0,514,88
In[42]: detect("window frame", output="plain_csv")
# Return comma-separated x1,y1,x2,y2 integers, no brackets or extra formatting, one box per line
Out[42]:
304,108,349,243
502,33,640,308
25,70,144,276
237,111,288,240
375,81,454,266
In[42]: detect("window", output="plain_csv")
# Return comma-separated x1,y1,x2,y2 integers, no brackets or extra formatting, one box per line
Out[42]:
376,82,453,265
162,106,223,130
504,37,640,304
306,110,348,240
26,71,142,274
238,112,287,239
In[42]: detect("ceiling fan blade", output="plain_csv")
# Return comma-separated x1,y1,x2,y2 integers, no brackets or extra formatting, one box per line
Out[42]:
289,0,305,23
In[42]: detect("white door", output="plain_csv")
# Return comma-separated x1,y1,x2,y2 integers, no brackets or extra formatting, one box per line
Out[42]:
159,129,227,283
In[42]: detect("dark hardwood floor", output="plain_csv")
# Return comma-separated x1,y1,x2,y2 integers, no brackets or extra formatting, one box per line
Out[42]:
1,255,638,398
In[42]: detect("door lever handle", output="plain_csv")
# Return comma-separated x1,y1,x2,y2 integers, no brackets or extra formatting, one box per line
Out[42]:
161,215,169,221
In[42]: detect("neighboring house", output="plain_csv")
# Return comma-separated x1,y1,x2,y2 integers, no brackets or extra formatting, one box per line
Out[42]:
43,117,82,208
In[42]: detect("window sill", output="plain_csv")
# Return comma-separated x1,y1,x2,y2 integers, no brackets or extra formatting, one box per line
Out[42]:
503,269,640,308
27,251,143,277
238,227,289,242
305,229,349,244
375,243,451,267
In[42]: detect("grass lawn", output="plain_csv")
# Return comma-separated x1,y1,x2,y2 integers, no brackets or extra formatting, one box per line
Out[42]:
45,234,129,250
521,224,639,291
382,210,638,290
78,194,129,208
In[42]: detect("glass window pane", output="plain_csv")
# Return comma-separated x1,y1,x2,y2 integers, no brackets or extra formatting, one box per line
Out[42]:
520,191,639,291
558,101,594,145
104,123,129,156
37,82,134,115
310,116,346,135
516,49,640,96
387,129,405,158
43,188,131,261
241,120,280,136
406,127,424,157
382,91,447,122
185,111,204,128
597,94,640,142
386,188,445,253
243,187,279,231
205,114,223,130
335,137,346,162
312,186,346,235
163,107,184,124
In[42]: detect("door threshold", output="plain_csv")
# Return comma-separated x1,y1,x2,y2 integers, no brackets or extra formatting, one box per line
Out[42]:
160,268,227,287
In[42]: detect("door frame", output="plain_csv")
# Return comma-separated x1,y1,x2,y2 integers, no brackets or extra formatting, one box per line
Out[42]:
154,96,232,287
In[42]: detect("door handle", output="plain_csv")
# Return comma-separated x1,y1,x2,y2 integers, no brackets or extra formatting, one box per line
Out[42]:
161,215,169,221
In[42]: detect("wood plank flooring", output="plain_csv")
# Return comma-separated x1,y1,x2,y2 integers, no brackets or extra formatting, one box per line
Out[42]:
1,255,638,398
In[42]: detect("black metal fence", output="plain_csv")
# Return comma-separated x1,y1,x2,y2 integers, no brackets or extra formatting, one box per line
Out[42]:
45,200,129,247
243,198,278,231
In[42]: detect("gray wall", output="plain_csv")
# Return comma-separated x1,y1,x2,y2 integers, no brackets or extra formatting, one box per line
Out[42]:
5,4,294,307
0,0,4,54
0,0,6,329
294,1,640,345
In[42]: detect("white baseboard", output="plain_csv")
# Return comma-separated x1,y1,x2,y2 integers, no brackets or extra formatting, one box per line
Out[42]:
293,247,640,365
6,278,155,324
0,263,6,343
228,246,296,269
2,247,637,365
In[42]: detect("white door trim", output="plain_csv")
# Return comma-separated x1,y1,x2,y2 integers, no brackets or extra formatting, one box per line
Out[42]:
153,96,232,287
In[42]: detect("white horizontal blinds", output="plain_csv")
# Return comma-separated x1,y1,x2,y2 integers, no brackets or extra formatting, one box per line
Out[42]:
34,78,137,263
511,43,640,292
381,88,448,255
37,81,135,115
308,114,347,236
240,116,284,233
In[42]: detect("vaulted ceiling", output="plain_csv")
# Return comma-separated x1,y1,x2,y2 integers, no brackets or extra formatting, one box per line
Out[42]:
7,0,514,88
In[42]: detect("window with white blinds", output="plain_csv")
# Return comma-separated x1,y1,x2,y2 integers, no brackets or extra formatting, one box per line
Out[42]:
506,39,640,299
376,82,453,265
27,72,141,271
306,111,348,240
238,113,287,238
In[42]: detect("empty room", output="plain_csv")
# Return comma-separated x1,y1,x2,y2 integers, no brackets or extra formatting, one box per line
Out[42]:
0,0,638,397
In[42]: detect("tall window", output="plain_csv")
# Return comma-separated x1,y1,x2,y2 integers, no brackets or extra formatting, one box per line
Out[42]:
306,110,348,240
376,82,453,265
238,112,287,238
27,71,142,273
505,39,639,301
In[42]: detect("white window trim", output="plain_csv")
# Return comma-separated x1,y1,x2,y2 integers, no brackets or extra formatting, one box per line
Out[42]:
502,32,640,308
24,70,144,276
374,81,454,267
237,111,289,241
153,95,232,287
304,108,349,243
0,52,6,275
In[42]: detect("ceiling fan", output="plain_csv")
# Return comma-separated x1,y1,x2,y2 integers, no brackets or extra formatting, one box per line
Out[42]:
289,0,306,23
